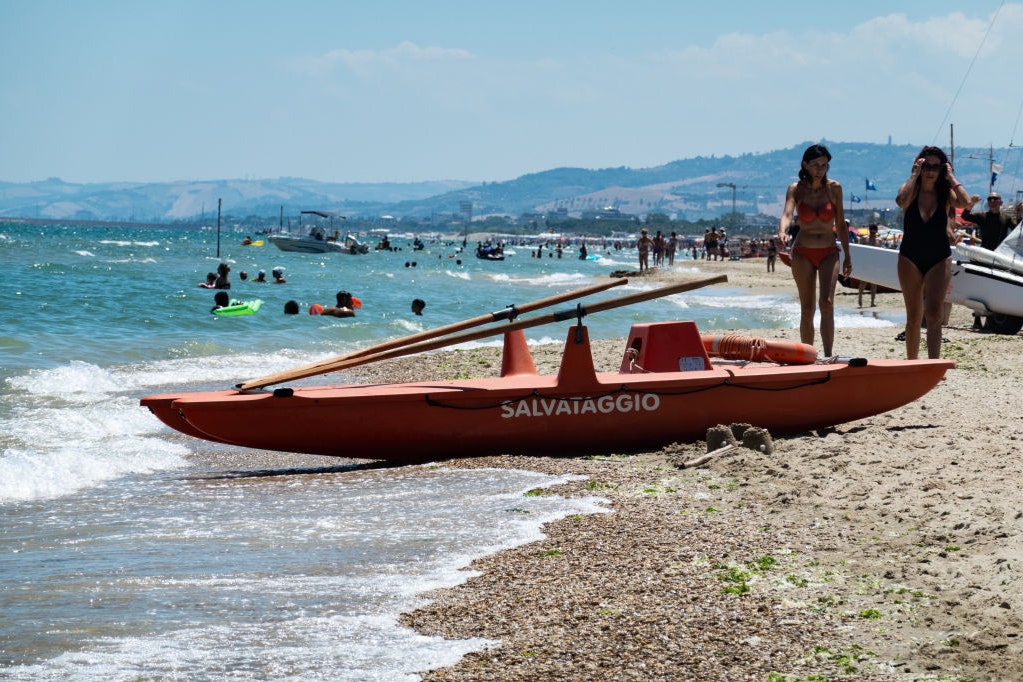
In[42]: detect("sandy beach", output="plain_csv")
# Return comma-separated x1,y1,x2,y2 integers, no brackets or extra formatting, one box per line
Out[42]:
349,258,1022,681
185,257,1021,680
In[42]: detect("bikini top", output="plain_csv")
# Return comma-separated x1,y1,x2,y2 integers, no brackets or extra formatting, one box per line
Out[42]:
797,201,835,223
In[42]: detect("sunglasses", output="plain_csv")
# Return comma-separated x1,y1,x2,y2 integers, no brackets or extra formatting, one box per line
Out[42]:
989,197,1002,202
921,162,943,171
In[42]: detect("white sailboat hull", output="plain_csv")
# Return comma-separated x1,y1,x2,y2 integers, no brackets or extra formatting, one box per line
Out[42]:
954,243,1023,278
846,243,902,291
950,262,1023,317
848,243,1023,330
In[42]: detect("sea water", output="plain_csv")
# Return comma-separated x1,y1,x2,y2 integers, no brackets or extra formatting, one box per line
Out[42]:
0,222,897,678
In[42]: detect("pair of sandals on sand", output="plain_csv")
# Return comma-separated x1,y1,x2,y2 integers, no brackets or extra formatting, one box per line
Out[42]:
894,330,950,343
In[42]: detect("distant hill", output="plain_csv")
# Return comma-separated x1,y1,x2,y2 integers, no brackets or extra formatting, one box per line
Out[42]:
0,177,475,224
1,141,1018,224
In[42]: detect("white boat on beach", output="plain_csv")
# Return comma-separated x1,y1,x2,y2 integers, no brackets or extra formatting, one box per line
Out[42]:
954,221,1023,277
950,260,1023,333
268,211,370,255
848,234,1023,335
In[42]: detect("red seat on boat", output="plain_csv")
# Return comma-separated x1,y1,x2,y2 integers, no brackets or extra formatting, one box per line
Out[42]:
620,321,712,373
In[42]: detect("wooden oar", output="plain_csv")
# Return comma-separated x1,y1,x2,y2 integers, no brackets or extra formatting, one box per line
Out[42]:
237,275,727,390
237,278,627,390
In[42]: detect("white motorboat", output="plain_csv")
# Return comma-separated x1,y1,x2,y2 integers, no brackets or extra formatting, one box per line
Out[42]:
268,211,369,254
268,230,350,254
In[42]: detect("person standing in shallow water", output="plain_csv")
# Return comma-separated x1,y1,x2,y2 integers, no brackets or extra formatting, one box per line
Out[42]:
778,143,851,357
895,145,971,360
213,262,231,289
636,229,653,271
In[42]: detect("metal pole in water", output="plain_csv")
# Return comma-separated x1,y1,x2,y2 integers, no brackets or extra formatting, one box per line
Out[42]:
216,198,222,258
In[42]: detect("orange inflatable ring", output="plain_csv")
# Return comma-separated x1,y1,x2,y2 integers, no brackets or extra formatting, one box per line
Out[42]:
700,334,817,365
309,303,324,315
352,296,362,309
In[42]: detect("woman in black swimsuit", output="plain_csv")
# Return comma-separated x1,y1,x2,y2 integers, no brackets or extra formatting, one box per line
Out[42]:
895,146,970,359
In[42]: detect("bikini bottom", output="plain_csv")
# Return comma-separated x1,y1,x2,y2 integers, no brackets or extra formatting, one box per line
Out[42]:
793,245,839,268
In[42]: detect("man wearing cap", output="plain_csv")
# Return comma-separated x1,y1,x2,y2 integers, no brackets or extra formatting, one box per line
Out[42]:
961,193,1014,251
960,192,1015,330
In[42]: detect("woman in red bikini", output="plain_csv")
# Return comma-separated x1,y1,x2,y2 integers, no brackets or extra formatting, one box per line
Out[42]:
778,144,851,357
895,146,970,359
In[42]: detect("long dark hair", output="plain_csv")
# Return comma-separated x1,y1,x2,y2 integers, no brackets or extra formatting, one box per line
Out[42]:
914,145,952,203
797,143,832,184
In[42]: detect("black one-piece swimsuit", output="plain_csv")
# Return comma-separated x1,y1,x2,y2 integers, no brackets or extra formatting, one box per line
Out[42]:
899,199,950,275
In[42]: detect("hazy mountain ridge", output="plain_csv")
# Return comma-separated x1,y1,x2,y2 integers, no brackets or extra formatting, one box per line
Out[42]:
2,141,1018,224
0,177,475,223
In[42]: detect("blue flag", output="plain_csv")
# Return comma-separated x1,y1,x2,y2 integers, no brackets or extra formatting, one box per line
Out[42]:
865,178,877,191
850,194,863,203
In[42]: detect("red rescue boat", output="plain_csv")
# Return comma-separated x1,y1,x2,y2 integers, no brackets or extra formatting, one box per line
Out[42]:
142,313,953,464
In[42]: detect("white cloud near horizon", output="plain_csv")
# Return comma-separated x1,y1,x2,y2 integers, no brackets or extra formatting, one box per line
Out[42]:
301,41,474,75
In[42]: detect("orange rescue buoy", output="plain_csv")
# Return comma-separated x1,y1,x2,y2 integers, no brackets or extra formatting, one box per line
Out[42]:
309,303,324,315
701,334,817,365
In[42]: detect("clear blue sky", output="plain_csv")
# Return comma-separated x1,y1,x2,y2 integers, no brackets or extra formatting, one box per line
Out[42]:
2,0,1020,184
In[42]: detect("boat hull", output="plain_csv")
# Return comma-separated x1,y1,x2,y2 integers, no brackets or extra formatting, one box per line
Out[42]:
955,242,1023,276
142,323,953,464
950,262,1023,317
268,234,368,254
268,235,348,254
845,244,902,290
849,243,1023,318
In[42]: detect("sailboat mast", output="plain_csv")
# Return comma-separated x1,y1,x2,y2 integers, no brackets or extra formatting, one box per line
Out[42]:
945,122,953,165
989,144,994,195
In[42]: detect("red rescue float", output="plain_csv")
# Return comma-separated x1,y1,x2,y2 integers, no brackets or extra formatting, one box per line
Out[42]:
701,334,817,365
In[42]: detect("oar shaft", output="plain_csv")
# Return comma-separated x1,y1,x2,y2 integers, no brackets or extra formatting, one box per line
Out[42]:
340,274,728,369
332,278,623,363
237,278,627,390
240,275,727,388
